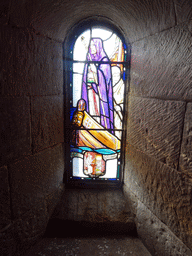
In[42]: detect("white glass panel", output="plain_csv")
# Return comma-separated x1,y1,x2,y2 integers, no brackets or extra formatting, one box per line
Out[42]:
92,27,112,40
103,33,121,60
99,158,117,178
72,157,87,177
73,30,90,61
73,73,83,107
73,62,84,74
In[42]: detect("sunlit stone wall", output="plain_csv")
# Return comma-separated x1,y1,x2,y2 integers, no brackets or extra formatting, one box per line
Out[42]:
124,2,192,254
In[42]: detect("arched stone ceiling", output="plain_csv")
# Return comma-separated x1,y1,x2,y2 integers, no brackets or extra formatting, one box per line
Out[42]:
8,0,177,42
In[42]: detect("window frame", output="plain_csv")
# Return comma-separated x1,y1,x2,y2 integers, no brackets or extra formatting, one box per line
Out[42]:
63,17,131,188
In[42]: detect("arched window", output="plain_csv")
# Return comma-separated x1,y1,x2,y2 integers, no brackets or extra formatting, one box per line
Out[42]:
64,19,130,187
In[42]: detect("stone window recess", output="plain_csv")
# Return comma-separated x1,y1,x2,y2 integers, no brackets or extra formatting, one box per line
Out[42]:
64,20,130,187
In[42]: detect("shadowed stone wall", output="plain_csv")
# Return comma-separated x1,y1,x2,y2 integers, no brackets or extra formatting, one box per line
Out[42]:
0,5,64,255
0,0,192,255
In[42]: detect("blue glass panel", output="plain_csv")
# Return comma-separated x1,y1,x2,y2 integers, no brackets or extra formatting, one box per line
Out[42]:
79,146,93,151
70,107,76,121
73,177,81,180
94,148,116,155
70,147,83,153
70,71,73,83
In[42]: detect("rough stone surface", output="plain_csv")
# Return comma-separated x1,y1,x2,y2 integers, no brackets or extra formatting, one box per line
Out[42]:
9,144,64,218
15,201,49,255
127,96,186,169
179,102,192,177
130,23,192,101
124,143,192,250
0,26,32,96
0,166,11,230
0,96,31,166
136,200,192,256
9,0,175,42
174,0,192,24
0,1,191,256
57,188,135,225
123,184,138,216
0,25,63,96
31,95,64,152
30,34,63,96
0,1,10,25
25,236,152,256
46,183,64,218
0,223,17,256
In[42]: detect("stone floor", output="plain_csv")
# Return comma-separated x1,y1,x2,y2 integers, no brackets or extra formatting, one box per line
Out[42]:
24,220,152,256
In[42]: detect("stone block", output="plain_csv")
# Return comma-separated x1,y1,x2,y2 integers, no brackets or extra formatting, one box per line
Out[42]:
31,95,64,152
0,96,31,166
9,0,47,29
0,26,32,96
124,143,158,211
179,102,192,177
119,0,175,43
15,201,49,255
0,166,11,230
124,143,192,250
77,189,98,222
46,183,64,218
127,96,185,168
174,0,192,24
136,201,192,256
9,144,64,218
123,184,138,216
59,189,79,220
97,189,127,222
130,23,192,100
30,34,63,96
0,1,10,25
0,25,63,96
59,188,135,225
0,223,17,256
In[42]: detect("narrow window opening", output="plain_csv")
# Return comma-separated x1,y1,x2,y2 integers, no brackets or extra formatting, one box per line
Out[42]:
64,20,130,187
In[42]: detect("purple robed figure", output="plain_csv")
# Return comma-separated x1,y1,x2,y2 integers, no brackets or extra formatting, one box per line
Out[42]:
81,38,114,131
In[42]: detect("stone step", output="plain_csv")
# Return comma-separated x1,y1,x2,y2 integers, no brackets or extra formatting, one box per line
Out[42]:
25,236,152,256
24,219,151,256
44,219,137,238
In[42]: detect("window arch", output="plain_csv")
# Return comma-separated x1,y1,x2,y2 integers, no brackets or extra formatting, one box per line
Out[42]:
64,19,130,187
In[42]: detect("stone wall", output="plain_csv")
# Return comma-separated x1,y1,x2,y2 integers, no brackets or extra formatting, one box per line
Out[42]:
0,12,64,256
54,188,136,233
0,0,192,255
123,1,192,255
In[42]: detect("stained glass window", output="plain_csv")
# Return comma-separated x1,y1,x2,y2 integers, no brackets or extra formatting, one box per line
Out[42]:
67,26,128,184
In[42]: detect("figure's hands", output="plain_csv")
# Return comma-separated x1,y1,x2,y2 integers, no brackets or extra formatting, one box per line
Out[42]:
90,64,98,84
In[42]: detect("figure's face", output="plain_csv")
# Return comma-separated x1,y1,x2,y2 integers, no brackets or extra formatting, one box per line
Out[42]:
90,41,97,54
